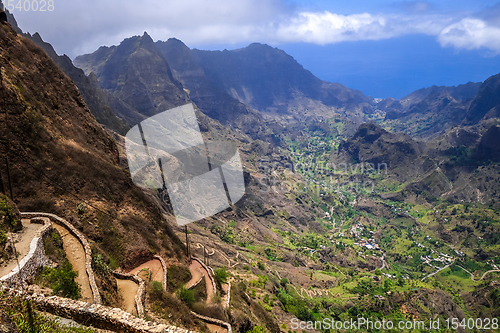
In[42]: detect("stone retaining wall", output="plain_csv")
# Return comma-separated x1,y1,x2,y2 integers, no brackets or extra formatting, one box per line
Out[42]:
191,257,216,297
224,282,231,309
7,214,226,333
0,286,197,333
137,267,152,283
0,217,52,285
189,258,232,332
190,311,231,333
21,212,102,304
186,268,204,290
153,255,168,292
113,271,146,317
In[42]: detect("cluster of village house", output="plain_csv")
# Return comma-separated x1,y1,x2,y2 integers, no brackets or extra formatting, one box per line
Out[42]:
414,239,455,269
350,222,381,250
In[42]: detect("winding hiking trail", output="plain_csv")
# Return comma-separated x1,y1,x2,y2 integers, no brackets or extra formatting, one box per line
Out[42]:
0,219,45,278
192,243,241,269
186,259,229,333
0,213,231,333
51,223,94,303
295,285,333,298
116,278,139,316
129,259,164,283
186,260,215,303
115,259,166,316
193,243,215,256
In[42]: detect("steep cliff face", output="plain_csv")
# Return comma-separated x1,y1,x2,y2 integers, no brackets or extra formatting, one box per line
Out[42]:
26,32,130,134
74,32,189,124
2,4,131,134
0,21,185,272
379,82,482,140
156,38,269,139
464,73,500,125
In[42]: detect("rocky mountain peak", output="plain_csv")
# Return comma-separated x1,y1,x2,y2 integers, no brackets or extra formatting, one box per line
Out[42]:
75,32,189,121
464,72,500,125
352,122,389,143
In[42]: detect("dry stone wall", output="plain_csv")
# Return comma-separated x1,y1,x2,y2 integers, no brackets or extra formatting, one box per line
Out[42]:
0,217,52,285
191,257,216,297
189,257,231,332
0,286,197,333
20,212,102,304
153,255,168,292
4,213,227,333
224,282,231,308
113,271,146,317
190,312,231,333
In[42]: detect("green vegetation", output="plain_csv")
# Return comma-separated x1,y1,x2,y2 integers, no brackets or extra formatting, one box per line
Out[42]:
167,264,191,291
43,232,66,264
246,325,267,333
277,287,316,321
147,281,196,328
36,260,81,299
214,267,229,285
178,286,195,306
0,194,20,231
249,275,268,289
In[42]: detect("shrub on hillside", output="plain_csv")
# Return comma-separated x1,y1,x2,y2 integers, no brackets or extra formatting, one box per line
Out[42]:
178,286,195,306
38,259,81,299
214,267,229,285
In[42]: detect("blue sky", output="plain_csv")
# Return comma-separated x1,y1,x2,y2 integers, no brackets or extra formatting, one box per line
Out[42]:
7,0,500,98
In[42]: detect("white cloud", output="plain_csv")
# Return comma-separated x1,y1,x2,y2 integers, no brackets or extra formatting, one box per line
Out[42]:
7,0,500,57
438,18,500,53
273,11,450,44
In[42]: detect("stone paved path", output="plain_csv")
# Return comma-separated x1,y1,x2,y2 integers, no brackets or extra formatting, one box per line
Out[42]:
0,219,45,278
52,223,93,303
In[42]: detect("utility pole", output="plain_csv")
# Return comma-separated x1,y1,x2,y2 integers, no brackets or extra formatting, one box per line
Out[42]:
5,157,13,200
185,225,189,259
0,165,5,195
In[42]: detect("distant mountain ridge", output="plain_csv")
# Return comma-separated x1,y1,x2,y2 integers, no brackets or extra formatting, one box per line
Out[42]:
155,38,270,139
378,81,485,140
333,121,500,203
463,73,500,125
399,82,482,107
76,36,374,129
190,43,373,119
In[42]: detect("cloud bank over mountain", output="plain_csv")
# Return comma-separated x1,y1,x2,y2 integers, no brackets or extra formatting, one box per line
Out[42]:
8,0,500,58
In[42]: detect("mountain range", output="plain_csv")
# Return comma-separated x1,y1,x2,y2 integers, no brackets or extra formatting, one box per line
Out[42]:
2,6,500,333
